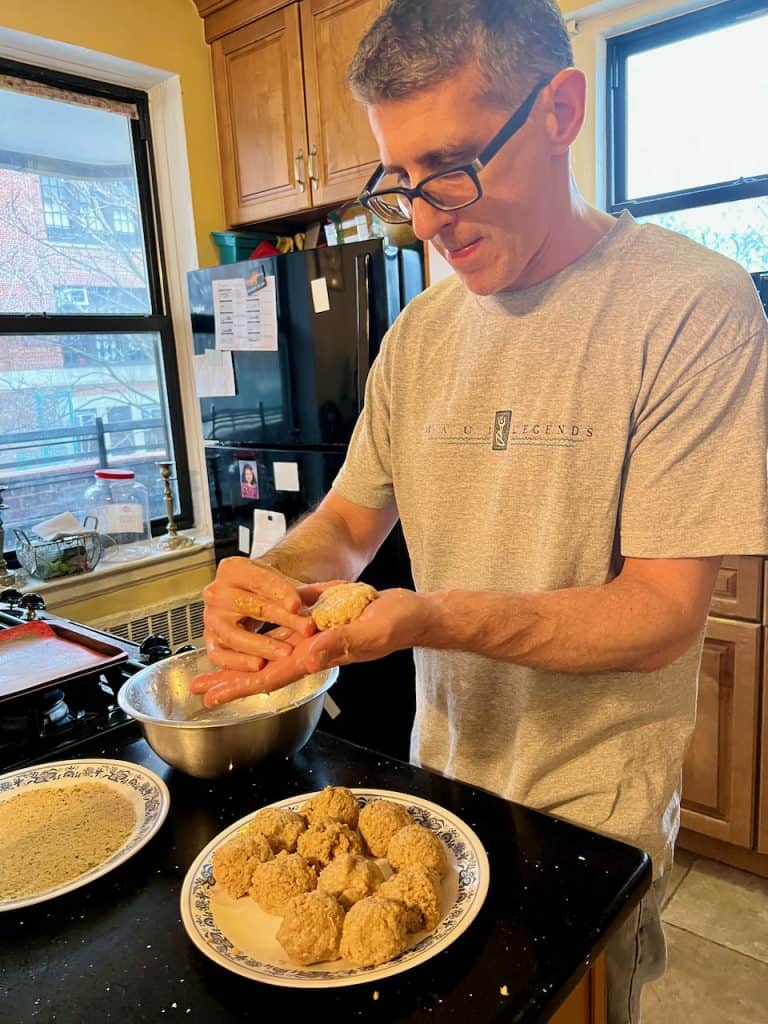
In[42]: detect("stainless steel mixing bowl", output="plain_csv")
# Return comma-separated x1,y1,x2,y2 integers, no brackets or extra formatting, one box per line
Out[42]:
117,649,338,779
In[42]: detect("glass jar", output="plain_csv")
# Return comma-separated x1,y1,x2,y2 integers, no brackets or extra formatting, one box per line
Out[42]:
84,469,152,562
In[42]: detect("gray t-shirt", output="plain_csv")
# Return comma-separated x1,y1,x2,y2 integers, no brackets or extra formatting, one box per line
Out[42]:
333,212,768,876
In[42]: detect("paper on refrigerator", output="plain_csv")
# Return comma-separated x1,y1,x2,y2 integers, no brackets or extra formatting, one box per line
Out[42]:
213,276,278,352
250,509,287,558
193,349,236,397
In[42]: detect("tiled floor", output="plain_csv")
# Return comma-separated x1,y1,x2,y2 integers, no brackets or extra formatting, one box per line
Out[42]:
640,852,768,1023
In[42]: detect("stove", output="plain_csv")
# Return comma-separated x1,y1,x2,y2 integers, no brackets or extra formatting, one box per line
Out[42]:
0,589,191,772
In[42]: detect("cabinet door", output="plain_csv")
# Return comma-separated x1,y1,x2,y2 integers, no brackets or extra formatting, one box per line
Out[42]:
549,955,606,1024
708,555,762,621
301,0,386,207
681,616,761,847
212,4,311,224
758,627,768,855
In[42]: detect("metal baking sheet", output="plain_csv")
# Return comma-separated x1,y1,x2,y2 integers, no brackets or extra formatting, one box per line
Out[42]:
0,621,128,702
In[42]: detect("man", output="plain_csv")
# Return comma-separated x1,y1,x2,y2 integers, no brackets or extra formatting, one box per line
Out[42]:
196,2,768,1019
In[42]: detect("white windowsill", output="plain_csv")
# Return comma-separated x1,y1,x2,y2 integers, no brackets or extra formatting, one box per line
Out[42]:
10,530,215,605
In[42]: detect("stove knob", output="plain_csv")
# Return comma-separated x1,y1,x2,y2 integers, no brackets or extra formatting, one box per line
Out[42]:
140,634,172,664
0,587,23,610
19,593,46,620
174,644,196,656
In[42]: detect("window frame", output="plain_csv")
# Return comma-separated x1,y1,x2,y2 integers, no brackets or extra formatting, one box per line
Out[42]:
606,0,768,218
0,56,193,553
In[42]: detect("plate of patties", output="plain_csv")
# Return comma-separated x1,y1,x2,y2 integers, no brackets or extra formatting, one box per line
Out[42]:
180,786,490,987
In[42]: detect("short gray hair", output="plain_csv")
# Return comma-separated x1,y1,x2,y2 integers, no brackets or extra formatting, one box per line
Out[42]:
348,0,573,107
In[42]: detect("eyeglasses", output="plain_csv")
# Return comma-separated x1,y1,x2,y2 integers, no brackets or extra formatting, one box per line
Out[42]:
358,78,552,225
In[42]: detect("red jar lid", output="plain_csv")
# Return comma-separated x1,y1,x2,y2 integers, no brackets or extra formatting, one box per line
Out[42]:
94,469,135,480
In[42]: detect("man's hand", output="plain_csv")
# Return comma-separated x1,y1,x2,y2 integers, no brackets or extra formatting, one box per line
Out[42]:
308,588,432,670
191,625,318,702
201,557,331,668
193,588,431,707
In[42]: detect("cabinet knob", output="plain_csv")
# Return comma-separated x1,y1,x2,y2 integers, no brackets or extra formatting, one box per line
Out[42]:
295,149,306,193
309,145,319,189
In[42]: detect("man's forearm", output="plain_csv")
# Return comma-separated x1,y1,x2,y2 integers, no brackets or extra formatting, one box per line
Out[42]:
255,505,372,584
420,573,710,673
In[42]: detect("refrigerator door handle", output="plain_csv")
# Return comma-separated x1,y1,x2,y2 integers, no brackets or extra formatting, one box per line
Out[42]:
355,252,372,409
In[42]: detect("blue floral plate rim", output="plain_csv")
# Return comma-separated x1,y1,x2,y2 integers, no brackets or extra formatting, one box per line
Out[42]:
0,757,171,912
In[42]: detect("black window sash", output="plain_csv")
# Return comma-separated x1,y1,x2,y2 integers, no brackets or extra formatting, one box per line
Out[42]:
0,55,192,538
607,0,768,217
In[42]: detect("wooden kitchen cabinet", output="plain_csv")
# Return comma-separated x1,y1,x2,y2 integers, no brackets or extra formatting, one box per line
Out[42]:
680,616,761,847
301,0,387,207
549,955,606,1024
710,555,763,620
211,5,311,223
204,0,385,226
759,625,768,855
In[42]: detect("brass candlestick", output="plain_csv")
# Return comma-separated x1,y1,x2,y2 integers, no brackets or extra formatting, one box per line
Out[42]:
155,462,194,551
0,488,19,586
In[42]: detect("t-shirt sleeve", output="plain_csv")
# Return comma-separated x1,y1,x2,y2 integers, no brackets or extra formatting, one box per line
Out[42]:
331,323,397,510
620,323,768,557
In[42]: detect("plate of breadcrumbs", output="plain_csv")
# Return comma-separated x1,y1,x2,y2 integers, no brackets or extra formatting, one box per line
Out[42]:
0,759,170,912
180,786,490,987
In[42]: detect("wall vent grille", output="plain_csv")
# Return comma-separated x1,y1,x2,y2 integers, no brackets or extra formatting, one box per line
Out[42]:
91,596,205,649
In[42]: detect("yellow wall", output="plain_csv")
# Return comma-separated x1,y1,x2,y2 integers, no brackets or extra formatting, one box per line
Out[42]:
558,0,588,11
1,0,224,267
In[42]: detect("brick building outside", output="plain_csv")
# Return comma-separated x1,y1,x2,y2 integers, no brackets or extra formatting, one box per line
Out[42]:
0,163,170,538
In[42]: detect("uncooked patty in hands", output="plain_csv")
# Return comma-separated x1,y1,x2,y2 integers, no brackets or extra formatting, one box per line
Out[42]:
311,583,379,630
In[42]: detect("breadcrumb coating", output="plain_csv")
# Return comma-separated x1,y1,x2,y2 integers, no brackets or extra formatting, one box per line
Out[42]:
358,799,412,857
297,817,363,868
276,891,346,964
311,583,378,629
387,824,449,879
212,832,274,898
377,866,442,932
302,786,360,829
247,807,306,853
340,896,408,967
317,852,384,910
249,851,317,915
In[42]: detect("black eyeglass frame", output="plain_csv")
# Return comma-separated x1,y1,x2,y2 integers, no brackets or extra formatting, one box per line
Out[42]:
358,76,553,221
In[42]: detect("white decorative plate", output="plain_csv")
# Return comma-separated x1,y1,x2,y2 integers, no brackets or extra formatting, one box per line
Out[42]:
180,788,490,988
0,758,170,912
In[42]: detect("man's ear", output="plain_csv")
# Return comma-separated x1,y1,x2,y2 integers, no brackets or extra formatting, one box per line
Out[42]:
542,68,587,154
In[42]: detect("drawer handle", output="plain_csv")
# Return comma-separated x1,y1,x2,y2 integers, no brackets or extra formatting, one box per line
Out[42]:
295,149,306,193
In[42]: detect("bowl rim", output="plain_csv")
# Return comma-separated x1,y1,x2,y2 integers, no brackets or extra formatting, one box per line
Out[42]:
117,650,339,729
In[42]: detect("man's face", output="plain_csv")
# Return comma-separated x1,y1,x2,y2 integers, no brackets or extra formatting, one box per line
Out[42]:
368,62,560,295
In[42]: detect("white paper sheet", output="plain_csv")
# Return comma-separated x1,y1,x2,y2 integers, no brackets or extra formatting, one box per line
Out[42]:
212,278,244,349
193,349,236,397
213,276,278,352
250,509,287,558
311,277,330,313
273,461,300,492
34,512,93,540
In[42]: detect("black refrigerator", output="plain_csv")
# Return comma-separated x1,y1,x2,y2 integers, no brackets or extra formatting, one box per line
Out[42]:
188,239,421,760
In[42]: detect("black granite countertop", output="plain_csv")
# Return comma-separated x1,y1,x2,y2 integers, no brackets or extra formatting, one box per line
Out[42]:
1,728,650,1023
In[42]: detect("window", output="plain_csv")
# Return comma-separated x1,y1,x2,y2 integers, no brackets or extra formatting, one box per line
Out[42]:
0,60,192,556
54,286,149,318
76,410,98,456
606,0,768,274
40,176,141,248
